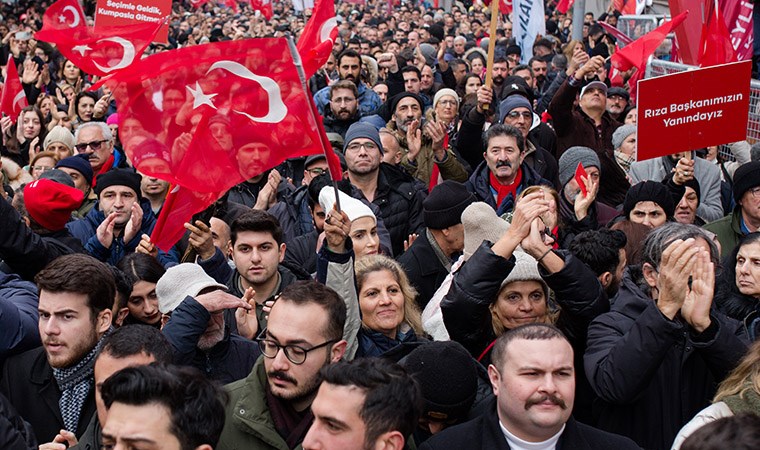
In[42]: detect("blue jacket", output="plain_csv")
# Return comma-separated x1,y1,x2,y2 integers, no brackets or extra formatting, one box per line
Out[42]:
66,199,178,266
314,81,382,117
0,272,40,361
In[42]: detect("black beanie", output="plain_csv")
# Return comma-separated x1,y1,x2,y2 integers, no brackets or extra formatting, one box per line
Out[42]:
682,178,701,205
423,181,476,229
732,161,760,204
624,181,675,219
389,92,424,115
94,168,143,199
402,341,478,422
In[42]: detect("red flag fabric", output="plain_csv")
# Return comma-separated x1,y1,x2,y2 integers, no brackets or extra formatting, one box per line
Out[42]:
698,2,738,67
556,0,574,14
35,19,164,77
297,0,338,79
189,0,211,8
599,21,633,46
0,58,28,123
483,0,512,15
42,0,87,32
611,11,689,72
100,38,324,251
250,0,273,19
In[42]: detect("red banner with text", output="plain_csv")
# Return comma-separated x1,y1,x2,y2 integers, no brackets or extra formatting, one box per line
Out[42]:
94,0,170,43
636,60,751,161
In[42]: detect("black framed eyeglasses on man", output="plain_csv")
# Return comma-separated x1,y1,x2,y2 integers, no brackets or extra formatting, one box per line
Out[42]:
257,338,338,365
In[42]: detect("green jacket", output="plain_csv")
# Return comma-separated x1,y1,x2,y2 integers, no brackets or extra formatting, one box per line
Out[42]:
704,208,744,255
217,357,303,450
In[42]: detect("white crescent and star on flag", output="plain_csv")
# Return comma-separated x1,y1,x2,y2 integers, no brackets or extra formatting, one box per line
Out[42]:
58,5,82,28
184,60,287,124
71,37,136,73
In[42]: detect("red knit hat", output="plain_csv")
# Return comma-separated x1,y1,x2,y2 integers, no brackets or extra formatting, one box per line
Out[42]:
23,179,84,231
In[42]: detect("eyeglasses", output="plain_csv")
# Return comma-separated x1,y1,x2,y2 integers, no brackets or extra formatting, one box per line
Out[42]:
32,166,53,172
306,168,327,176
437,99,458,107
257,338,338,365
506,111,533,120
75,139,107,152
749,187,760,198
346,142,378,152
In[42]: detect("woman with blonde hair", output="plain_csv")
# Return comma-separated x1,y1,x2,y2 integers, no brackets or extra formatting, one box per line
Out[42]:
673,340,760,449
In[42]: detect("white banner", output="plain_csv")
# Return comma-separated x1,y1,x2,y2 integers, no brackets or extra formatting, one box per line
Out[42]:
513,0,546,63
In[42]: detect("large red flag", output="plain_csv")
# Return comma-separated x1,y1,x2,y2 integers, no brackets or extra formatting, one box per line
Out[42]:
99,38,325,251
556,0,574,14
599,21,633,46
698,1,738,67
35,20,164,77
297,0,338,79
42,0,87,32
611,11,689,72
0,58,28,123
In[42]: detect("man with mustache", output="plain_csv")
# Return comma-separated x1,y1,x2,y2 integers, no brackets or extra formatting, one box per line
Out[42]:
73,123,129,178
465,124,551,215
217,281,348,450
313,49,382,117
420,324,639,449
323,81,360,139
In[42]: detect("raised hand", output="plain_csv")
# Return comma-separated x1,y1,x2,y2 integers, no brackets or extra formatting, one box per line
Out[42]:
681,247,715,333
185,220,216,260
324,208,351,253
574,173,599,220
235,287,259,339
96,212,119,249
123,202,144,244
135,234,158,258
406,119,422,162
655,238,699,319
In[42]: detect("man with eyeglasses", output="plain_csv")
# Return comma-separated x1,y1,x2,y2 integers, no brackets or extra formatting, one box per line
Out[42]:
313,49,382,117
217,281,348,450
323,80,360,139
157,263,260,384
342,121,425,256
705,161,760,253
73,122,129,178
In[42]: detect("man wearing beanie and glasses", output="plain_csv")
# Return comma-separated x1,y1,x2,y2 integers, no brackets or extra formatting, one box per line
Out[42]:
0,169,84,280
343,122,426,256
398,181,475,309
705,161,760,252
66,168,178,266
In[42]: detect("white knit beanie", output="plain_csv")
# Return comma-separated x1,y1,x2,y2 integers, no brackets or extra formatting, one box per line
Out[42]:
43,125,75,152
156,263,228,314
318,186,376,223
500,251,549,296
462,202,510,261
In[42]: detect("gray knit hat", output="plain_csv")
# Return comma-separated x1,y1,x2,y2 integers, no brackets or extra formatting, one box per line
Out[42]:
343,122,383,154
43,125,75,153
462,202,510,260
612,124,637,150
500,251,549,297
156,263,227,314
558,146,601,187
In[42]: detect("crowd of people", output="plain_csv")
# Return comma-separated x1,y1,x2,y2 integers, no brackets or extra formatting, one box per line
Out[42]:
0,0,760,449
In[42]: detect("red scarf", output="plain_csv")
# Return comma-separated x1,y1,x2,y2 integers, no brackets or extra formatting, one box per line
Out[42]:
91,154,115,188
489,167,522,207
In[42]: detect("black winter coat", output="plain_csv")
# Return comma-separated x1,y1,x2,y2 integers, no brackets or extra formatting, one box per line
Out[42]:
0,392,36,450
465,161,552,216
0,347,96,444
419,398,640,450
397,231,450,310
584,267,749,450
349,163,426,256
162,296,260,384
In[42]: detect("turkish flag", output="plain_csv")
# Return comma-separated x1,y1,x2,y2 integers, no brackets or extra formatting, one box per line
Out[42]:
42,0,87,32
250,0,273,19
98,38,325,251
599,21,633,46
698,2,738,67
0,58,28,123
556,0,574,14
483,0,512,15
35,20,163,77
297,0,338,79
611,11,689,72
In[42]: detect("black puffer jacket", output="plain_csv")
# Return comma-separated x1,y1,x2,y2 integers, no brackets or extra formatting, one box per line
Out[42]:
349,163,426,256
162,295,261,384
465,161,551,216
584,267,749,450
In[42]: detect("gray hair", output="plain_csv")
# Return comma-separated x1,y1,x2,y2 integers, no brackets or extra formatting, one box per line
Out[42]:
453,35,466,44
75,121,113,142
641,222,718,270
750,142,760,162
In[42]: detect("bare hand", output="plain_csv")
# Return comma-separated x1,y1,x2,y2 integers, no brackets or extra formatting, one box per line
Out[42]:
135,234,158,258
574,173,599,220
520,217,554,258
656,238,700,319
96,212,118,248
235,287,259,339
21,59,39,84
93,93,111,119
0,116,12,137
567,48,589,75
577,55,605,80
254,170,281,210
195,289,250,314
507,192,551,242
185,220,216,260
38,429,78,450
123,202,144,243
324,208,351,253
680,248,714,333
672,157,695,186
377,52,398,72
404,233,418,251
476,85,493,114
406,119,422,162
423,120,447,157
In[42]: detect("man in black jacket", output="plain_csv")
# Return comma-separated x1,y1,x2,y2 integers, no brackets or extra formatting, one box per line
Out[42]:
585,223,749,450
420,324,639,450
157,263,260,384
0,254,114,444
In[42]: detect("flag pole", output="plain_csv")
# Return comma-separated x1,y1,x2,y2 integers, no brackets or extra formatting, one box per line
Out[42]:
483,0,500,111
286,35,342,213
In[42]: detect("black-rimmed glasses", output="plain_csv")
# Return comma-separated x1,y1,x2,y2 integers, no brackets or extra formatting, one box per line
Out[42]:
257,338,338,365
